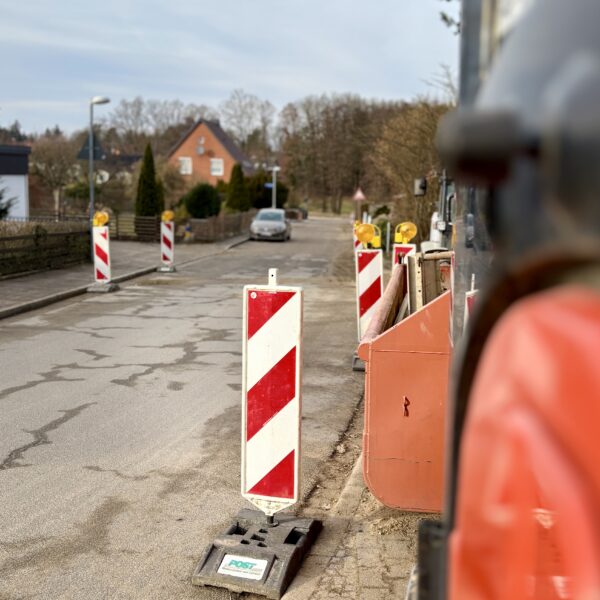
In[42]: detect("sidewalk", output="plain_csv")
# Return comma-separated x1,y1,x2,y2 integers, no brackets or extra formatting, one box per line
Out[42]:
284,407,434,600
0,235,248,319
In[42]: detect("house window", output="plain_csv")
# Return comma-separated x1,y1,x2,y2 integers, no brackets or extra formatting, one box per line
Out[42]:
210,158,224,177
178,157,192,175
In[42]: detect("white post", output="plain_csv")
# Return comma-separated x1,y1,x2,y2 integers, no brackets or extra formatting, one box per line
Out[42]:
271,166,280,209
386,221,391,252
268,268,278,287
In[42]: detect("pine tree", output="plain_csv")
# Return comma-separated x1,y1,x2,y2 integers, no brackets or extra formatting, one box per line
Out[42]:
226,163,250,212
135,144,161,216
0,182,15,220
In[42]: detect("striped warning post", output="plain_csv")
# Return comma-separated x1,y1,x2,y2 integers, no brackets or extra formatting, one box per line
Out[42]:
355,249,384,340
353,229,361,252
241,276,303,516
392,243,417,269
92,226,112,283
161,221,175,267
463,288,478,333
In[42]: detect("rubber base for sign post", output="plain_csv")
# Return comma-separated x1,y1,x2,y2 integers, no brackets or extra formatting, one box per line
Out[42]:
87,282,119,293
191,509,322,599
157,265,176,273
352,351,365,372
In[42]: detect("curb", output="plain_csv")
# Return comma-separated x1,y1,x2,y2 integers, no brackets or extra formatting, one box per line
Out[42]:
331,453,364,517
226,235,250,250
0,237,252,321
0,265,158,321
285,455,365,600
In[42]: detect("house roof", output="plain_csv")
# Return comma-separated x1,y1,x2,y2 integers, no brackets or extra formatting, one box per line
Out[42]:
0,144,31,176
168,119,254,173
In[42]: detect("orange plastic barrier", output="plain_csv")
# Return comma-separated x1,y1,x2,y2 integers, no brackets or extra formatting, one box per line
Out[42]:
450,287,600,599
358,269,450,512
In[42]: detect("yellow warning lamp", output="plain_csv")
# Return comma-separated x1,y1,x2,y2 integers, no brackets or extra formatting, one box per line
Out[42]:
161,210,175,222
395,221,418,244
371,225,382,249
355,223,375,247
92,211,109,227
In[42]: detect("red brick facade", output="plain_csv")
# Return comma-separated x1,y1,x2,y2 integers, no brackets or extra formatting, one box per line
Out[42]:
168,120,248,186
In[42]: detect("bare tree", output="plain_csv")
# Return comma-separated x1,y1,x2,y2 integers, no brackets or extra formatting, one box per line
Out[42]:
440,0,461,34
369,99,451,237
425,64,459,106
30,136,78,217
219,89,261,148
278,94,406,213
104,97,218,155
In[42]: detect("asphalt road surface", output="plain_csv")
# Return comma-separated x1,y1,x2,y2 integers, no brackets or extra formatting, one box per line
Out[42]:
0,216,362,600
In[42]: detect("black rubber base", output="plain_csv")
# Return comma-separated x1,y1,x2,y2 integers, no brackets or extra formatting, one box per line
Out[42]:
86,282,119,293
352,352,365,372
191,509,322,599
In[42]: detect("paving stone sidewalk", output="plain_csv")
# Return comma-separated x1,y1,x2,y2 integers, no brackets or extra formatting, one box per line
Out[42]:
284,457,433,600
0,236,248,317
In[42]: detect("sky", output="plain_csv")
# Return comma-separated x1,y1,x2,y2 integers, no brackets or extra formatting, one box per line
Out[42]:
0,0,460,134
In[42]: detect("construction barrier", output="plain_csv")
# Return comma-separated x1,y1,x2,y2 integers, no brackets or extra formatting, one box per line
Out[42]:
159,220,176,272
192,269,320,598
358,255,452,512
161,221,174,265
353,224,361,252
241,269,303,517
392,243,417,269
355,249,383,341
92,226,112,283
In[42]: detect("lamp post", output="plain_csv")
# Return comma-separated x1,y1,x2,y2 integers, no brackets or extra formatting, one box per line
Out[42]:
88,96,110,242
270,165,281,209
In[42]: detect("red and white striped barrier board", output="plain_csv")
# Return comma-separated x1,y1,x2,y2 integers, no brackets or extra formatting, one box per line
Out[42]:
161,221,175,267
392,243,417,269
93,226,112,283
353,230,361,252
355,249,384,340
463,288,478,333
241,271,303,516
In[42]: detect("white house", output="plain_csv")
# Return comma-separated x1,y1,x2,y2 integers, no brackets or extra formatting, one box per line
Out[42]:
0,144,31,218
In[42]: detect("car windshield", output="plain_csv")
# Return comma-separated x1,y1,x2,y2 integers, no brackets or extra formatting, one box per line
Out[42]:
256,212,283,222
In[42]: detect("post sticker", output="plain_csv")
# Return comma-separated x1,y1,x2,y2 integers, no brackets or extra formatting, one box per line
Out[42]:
218,554,269,580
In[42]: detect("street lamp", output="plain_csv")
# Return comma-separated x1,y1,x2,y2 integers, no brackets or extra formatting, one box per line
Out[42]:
271,165,281,209
88,96,110,237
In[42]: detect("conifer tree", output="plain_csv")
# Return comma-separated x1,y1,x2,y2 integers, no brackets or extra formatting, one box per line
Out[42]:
226,163,250,212
135,144,161,216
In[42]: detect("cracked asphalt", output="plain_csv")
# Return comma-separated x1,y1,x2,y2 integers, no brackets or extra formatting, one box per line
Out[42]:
0,216,362,600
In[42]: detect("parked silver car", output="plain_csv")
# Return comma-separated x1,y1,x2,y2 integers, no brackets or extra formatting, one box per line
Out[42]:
249,208,291,241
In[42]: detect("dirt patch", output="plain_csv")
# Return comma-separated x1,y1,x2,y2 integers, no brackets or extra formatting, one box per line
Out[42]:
299,397,364,516
328,248,355,283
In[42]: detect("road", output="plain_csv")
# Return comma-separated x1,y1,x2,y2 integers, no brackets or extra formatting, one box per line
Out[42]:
0,216,362,600
0,219,360,600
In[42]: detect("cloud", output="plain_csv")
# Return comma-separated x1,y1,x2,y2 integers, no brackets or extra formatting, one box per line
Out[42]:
0,0,459,133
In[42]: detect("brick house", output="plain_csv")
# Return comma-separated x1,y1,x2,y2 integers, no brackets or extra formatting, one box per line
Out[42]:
168,119,253,185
